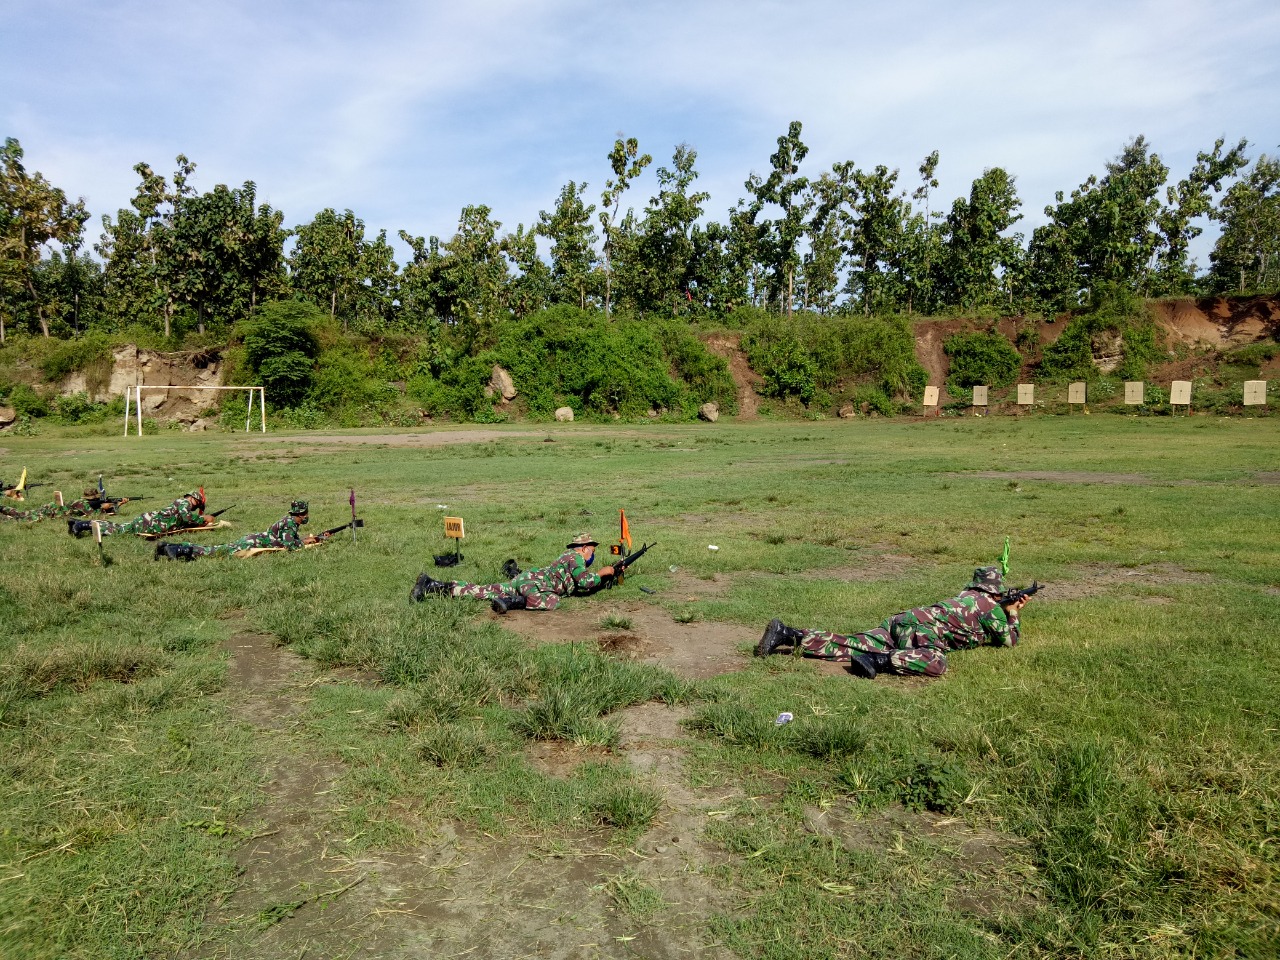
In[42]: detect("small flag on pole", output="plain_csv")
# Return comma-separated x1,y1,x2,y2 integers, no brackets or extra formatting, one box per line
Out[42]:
999,537,1010,576
349,489,357,541
619,509,632,554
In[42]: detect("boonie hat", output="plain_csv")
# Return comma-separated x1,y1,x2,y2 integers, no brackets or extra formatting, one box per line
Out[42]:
567,533,599,548
290,499,309,515
967,566,1005,594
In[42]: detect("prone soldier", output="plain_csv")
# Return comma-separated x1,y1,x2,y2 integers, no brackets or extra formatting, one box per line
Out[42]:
69,489,214,539
755,566,1031,679
157,500,325,559
410,533,615,613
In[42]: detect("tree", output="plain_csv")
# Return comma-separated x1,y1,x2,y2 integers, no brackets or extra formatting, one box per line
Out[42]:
935,167,1024,311
844,165,908,314
598,137,652,313
616,143,710,315
1153,137,1249,294
537,180,598,308
800,163,857,313
1209,153,1280,293
0,137,89,342
290,208,397,334
238,300,321,408
749,121,812,315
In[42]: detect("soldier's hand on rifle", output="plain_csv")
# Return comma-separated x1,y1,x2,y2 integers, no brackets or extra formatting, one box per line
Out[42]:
1007,596,1029,614
202,514,217,525
599,565,615,578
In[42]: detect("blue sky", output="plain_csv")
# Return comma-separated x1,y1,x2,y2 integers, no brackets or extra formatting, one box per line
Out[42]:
3,0,1279,266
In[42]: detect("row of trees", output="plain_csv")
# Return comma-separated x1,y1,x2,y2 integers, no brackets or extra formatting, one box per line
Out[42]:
3,127,1279,345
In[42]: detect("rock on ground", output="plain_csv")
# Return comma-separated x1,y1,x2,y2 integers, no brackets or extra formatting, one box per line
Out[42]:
554,406,574,422
698,402,719,422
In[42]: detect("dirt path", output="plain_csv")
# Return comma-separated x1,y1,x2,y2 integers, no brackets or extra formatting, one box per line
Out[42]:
191,615,745,957
703,333,762,419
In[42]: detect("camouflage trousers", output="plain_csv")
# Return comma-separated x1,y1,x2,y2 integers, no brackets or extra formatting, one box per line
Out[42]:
98,514,186,537
798,618,950,677
187,531,289,558
450,579,564,610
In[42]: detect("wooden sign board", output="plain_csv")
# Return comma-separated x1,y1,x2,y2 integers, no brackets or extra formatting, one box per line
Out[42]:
1068,382,1086,404
55,490,64,506
1243,380,1267,406
1124,381,1144,404
444,516,465,539
1017,384,1034,405
971,385,989,406
1169,380,1192,405
922,386,939,407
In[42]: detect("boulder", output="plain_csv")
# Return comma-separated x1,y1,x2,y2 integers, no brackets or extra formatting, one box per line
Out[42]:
698,402,719,423
0,405,15,428
838,403,856,419
490,365,517,402
187,418,212,432
554,406,575,422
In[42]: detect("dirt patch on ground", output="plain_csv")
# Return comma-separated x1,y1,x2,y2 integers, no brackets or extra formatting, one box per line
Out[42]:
1253,472,1280,484
796,553,918,582
703,333,763,419
951,470,1154,485
1046,563,1214,602
803,802,1038,918
495,601,757,679
248,429,534,448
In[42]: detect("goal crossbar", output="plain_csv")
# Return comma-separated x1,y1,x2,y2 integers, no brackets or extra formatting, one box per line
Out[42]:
123,385,266,436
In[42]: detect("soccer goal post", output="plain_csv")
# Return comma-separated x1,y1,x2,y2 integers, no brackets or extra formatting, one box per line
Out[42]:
123,385,266,436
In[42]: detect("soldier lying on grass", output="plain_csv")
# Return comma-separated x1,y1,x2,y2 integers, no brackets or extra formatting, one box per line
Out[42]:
2,487,132,523
411,532,615,613
68,489,215,538
755,566,1030,678
156,500,326,560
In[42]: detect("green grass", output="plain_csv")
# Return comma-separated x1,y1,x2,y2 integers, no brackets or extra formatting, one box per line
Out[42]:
1,417,1278,958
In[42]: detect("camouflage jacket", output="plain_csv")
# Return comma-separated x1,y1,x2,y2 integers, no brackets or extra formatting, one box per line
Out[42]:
889,589,1018,652
260,514,306,550
130,496,206,533
514,550,604,596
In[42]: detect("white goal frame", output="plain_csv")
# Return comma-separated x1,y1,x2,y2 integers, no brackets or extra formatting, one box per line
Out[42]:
123,385,266,436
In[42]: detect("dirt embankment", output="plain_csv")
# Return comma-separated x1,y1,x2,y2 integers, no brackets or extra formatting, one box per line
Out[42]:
702,332,763,419
913,296,1280,398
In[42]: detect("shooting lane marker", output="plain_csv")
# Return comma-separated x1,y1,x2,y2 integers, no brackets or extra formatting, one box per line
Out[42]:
923,385,940,417
1124,381,1145,405
444,515,465,565
55,491,64,507
1170,380,1193,415
1243,380,1267,407
971,385,988,416
1017,383,1034,407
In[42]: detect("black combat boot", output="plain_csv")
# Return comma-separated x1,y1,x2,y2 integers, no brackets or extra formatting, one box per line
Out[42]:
68,519,92,538
173,543,196,562
491,595,527,615
849,651,894,680
410,573,453,602
756,619,803,657
154,542,168,561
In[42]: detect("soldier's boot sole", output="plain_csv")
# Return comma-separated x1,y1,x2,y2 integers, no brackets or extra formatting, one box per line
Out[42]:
757,619,787,657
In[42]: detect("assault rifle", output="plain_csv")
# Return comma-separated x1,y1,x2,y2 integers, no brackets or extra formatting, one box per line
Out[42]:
209,505,234,519
602,541,656,588
318,518,364,539
2,481,44,492
999,581,1044,606
92,494,148,509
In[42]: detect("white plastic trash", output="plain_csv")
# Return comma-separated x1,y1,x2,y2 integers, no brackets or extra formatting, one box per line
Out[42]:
708,545,719,551
774,712,793,726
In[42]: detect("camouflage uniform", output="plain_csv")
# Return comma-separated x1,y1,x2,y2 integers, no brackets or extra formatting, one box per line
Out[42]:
794,567,1019,677
94,491,207,537
449,548,606,610
183,505,309,558
3,489,125,523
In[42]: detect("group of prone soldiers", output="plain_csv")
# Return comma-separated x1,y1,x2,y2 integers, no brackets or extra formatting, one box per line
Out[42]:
412,541,1032,681
4,479,330,559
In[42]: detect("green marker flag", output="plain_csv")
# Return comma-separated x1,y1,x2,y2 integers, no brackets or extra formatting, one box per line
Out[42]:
999,537,1010,576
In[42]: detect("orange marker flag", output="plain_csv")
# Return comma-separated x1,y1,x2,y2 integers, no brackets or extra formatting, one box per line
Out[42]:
619,509,632,553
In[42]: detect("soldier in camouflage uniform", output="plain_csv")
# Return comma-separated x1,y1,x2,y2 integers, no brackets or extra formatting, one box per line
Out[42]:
410,533,616,612
2,487,132,523
157,500,324,560
755,566,1028,679
69,489,214,538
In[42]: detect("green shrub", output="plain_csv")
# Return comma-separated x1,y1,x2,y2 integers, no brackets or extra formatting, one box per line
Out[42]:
236,300,322,408
1226,341,1279,367
308,347,397,411
38,333,114,381
944,331,1021,396
7,383,48,418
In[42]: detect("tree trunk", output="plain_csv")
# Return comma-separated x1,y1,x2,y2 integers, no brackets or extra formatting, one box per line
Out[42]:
25,278,49,337
787,268,793,319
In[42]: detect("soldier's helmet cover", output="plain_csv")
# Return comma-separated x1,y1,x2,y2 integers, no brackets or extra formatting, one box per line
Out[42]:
290,500,309,516
83,487,98,498
567,533,599,548
968,566,1005,594
187,488,206,509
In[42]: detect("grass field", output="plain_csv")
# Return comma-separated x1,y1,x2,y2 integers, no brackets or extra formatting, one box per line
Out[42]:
1,416,1277,959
